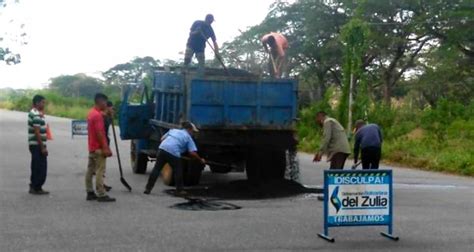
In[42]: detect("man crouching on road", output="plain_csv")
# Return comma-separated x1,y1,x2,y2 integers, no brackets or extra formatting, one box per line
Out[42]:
85,93,115,202
144,121,206,196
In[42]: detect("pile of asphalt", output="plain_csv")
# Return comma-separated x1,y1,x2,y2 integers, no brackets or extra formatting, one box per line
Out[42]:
167,179,322,200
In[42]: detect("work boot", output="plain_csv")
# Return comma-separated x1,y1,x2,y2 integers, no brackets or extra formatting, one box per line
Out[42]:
104,184,112,192
28,186,35,194
97,195,116,202
174,189,188,197
29,188,49,195
86,192,98,201
37,189,50,195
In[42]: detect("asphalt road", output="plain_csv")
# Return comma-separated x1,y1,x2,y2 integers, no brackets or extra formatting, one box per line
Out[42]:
1,109,473,251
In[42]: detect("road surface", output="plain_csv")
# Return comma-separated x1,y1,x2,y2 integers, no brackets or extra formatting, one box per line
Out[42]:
1,109,473,251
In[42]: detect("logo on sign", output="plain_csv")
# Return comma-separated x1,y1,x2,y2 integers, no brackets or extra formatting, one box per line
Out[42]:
330,186,342,213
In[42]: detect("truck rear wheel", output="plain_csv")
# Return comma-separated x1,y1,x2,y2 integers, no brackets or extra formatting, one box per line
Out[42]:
131,140,148,174
261,150,286,180
246,149,286,182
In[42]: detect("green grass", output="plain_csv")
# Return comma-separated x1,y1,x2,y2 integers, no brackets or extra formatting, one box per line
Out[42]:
297,101,474,176
0,90,119,120
2,89,473,176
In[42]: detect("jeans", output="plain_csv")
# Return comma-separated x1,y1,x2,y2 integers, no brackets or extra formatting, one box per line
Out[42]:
361,147,381,169
29,145,48,190
146,150,184,191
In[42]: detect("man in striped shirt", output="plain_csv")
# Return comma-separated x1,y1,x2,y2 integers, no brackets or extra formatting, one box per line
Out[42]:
28,95,49,195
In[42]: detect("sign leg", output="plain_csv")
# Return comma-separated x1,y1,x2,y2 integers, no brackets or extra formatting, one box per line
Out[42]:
381,226,399,241
318,233,335,243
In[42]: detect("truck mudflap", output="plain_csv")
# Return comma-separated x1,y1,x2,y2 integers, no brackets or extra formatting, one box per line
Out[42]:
119,86,154,140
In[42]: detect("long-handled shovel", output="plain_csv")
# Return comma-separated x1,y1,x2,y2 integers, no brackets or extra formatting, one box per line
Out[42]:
181,156,239,170
198,30,232,77
111,120,132,192
269,53,279,78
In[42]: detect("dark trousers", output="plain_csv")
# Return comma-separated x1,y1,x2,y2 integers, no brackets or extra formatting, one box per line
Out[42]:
330,152,349,169
29,145,47,190
361,147,381,169
146,150,184,191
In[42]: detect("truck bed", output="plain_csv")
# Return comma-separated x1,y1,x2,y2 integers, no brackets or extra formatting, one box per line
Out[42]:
154,68,298,130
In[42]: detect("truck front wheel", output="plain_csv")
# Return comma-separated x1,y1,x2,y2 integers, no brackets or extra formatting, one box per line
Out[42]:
131,140,148,174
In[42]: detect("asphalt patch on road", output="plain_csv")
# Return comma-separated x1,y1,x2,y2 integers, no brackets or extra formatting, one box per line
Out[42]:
170,197,242,211
167,179,323,201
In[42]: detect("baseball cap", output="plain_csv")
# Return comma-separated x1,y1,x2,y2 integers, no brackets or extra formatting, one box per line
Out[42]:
205,14,215,22
182,121,199,132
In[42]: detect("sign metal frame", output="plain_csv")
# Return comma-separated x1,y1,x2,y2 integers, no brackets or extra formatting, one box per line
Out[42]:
318,169,399,242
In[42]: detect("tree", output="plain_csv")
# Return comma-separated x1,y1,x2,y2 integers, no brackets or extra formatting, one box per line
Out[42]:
220,0,348,100
338,17,370,131
49,74,104,98
216,0,473,108
103,56,160,87
0,0,27,64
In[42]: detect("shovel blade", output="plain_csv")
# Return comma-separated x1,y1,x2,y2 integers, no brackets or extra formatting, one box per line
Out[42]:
120,177,132,192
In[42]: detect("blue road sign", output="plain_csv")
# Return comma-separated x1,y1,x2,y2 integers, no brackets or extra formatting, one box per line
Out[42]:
318,170,399,242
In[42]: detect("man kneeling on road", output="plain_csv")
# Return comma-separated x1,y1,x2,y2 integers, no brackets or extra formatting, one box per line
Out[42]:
85,93,115,202
144,121,205,196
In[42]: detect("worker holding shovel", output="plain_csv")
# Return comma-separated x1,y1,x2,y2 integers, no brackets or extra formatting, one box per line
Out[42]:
261,32,288,78
184,14,219,74
144,121,206,197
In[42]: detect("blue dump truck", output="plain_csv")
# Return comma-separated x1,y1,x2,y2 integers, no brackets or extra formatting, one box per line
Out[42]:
119,68,298,186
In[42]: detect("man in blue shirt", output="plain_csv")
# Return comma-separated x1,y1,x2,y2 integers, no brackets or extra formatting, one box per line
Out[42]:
353,120,383,169
144,121,205,196
184,14,219,72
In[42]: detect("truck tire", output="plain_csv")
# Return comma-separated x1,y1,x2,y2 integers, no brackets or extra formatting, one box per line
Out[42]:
161,161,203,187
261,150,286,180
131,140,148,174
184,161,204,186
246,149,262,183
246,149,286,182
161,163,175,186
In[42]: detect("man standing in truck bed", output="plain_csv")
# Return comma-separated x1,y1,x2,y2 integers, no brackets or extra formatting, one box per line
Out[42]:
261,32,288,78
184,14,219,72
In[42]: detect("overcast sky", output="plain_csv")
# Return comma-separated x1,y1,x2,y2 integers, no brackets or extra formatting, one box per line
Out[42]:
0,0,276,89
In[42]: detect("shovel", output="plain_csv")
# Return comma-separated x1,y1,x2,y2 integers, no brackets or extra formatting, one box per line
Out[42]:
198,30,232,77
181,156,238,170
111,119,132,192
351,161,362,170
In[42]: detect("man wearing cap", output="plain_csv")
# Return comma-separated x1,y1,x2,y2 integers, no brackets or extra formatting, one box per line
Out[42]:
144,121,206,196
261,32,289,78
184,14,219,72
353,120,383,169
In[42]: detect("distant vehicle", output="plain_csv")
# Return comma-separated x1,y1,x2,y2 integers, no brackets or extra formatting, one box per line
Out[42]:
119,67,298,186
